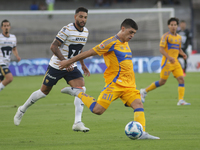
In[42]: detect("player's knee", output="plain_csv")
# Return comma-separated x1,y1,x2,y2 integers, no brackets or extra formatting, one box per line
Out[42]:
93,110,103,115
177,76,184,84
92,107,105,115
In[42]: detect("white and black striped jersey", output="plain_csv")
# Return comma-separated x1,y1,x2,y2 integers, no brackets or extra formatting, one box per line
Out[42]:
49,23,89,70
0,33,17,66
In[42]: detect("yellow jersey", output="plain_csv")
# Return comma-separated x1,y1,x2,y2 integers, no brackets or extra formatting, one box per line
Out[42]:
93,35,136,88
160,32,182,67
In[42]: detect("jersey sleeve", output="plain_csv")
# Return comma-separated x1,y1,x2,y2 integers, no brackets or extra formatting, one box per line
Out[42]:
56,26,69,43
93,38,115,56
159,34,167,48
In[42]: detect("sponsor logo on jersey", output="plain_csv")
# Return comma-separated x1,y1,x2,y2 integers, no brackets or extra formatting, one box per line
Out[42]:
125,54,132,58
4,42,13,44
75,37,86,41
120,46,124,50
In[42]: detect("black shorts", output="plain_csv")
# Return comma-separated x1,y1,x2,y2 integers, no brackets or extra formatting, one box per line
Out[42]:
43,65,83,86
0,65,11,81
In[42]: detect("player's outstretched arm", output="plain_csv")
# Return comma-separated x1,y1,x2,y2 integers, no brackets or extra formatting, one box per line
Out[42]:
59,49,97,70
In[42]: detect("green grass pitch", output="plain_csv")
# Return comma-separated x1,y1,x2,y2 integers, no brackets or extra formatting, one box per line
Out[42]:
0,72,200,150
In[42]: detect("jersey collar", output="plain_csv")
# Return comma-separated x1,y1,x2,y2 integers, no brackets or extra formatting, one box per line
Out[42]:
73,23,83,32
115,35,122,42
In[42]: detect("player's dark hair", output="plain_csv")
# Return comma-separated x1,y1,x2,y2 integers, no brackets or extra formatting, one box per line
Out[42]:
75,7,88,14
168,17,179,25
180,20,185,23
1,19,10,27
121,18,138,30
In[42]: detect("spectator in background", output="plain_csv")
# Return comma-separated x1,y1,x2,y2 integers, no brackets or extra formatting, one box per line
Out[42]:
39,2,47,10
46,0,55,18
95,0,112,7
46,0,55,11
177,20,192,76
30,0,39,10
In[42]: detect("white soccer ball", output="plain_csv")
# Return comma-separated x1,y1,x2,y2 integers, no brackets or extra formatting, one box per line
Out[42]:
125,121,143,140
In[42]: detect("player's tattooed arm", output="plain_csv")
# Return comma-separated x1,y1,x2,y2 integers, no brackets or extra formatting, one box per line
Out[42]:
50,39,65,60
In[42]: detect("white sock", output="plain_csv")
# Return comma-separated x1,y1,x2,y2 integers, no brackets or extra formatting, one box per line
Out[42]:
74,86,86,124
0,82,5,91
20,89,46,112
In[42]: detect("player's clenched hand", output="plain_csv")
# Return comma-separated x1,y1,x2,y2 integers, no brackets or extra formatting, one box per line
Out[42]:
168,56,175,64
183,54,187,60
17,56,21,62
59,60,70,70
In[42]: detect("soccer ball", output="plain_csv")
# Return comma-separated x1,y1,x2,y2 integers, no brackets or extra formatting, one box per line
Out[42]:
125,121,143,140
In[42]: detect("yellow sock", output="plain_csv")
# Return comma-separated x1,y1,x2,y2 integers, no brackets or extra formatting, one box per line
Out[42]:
134,108,146,132
178,84,185,100
78,92,97,112
146,81,160,92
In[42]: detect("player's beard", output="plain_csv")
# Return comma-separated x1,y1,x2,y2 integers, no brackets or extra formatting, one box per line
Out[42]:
77,21,86,28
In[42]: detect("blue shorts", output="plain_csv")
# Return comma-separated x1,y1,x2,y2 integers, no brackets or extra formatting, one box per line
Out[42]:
42,65,83,86
0,65,11,81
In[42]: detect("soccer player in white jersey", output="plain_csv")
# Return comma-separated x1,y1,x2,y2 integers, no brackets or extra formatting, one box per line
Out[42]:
14,7,90,132
0,20,21,92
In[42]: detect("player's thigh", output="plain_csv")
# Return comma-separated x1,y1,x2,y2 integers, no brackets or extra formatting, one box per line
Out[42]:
172,63,183,78
68,77,84,87
160,65,171,80
4,72,13,80
96,83,122,110
120,88,141,107
64,67,84,87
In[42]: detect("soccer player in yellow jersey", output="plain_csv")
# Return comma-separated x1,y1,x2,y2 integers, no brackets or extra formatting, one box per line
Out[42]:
140,17,191,106
59,18,160,139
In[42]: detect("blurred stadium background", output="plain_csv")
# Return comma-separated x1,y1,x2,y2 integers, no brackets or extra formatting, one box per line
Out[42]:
0,0,199,75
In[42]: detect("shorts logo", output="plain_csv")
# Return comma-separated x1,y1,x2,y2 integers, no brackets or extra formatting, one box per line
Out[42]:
99,44,105,49
47,73,56,79
5,69,8,73
45,79,49,84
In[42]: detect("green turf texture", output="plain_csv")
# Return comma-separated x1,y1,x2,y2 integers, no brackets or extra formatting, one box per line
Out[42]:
0,72,199,150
